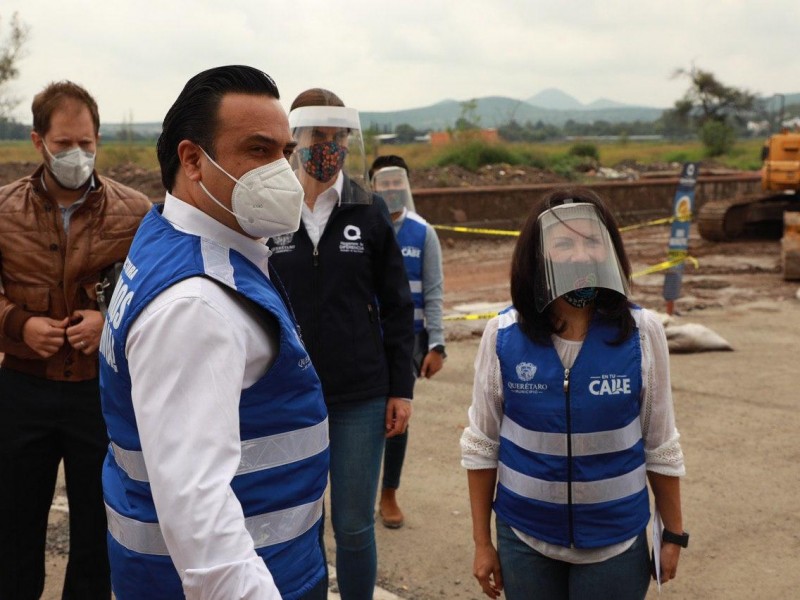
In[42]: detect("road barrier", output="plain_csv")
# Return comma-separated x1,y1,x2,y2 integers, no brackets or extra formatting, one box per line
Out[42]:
414,173,760,237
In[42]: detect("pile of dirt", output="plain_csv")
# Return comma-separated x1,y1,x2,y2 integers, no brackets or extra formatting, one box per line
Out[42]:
0,161,166,201
409,164,570,188
0,159,741,199
103,163,165,200
0,161,39,186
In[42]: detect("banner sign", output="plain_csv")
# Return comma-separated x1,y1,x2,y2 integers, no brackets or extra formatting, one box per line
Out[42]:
663,163,699,302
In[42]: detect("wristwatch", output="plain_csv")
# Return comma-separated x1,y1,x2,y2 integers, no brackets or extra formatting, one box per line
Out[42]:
431,344,447,359
662,528,689,548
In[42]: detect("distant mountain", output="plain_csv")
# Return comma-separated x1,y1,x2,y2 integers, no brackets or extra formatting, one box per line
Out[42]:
526,88,584,110
360,95,665,132
586,98,629,110
763,93,800,112
93,91,800,138
99,121,162,138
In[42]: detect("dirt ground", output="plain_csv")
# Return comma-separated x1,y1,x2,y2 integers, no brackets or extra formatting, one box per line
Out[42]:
6,159,794,598
355,227,800,600
38,224,800,599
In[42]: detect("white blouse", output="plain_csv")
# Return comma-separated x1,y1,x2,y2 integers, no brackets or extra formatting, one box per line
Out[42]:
460,307,685,563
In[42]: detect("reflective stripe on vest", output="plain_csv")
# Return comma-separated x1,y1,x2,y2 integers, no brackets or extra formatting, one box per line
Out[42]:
498,462,647,505
105,496,323,556
500,415,642,457
111,418,329,483
397,214,427,333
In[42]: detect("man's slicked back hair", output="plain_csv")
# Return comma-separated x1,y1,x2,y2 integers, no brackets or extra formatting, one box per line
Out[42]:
156,65,280,191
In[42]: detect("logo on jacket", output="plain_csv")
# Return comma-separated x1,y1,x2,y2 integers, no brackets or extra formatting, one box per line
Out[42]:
340,224,365,254
343,225,361,241
402,246,421,258
270,233,295,254
516,362,537,381
589,375,632,396
507,361,547,393
272,233,294,246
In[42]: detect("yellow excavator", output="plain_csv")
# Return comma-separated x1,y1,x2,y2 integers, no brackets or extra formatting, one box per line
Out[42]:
697,127,800,241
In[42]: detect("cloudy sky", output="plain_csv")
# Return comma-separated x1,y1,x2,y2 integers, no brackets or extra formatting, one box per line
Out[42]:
2,0,798,124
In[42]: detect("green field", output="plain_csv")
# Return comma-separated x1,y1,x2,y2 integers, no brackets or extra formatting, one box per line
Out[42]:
0,137,765,173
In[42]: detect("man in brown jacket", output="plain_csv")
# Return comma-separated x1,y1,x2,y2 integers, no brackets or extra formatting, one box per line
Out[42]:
0,81,150,599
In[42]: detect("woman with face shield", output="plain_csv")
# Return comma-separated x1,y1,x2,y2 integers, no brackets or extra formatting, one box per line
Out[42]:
267,89,415,600
460,188,687,600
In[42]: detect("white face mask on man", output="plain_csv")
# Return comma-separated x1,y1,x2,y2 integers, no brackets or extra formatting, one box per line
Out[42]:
44,144,95,190
198,148,305,239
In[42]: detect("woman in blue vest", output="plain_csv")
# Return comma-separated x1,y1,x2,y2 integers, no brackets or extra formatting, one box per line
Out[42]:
461,188,687,600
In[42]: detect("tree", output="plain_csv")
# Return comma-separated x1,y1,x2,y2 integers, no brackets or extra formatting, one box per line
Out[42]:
456,98,481,131
0,12,29,119
667,65,756,154
699,120,736,157
394,123,418,143
669,65,757,127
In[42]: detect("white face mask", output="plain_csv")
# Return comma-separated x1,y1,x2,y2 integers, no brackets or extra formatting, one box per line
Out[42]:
198,149,305,239
44,144,95,189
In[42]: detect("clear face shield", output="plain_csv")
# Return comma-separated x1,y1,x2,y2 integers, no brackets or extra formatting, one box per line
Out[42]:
534,202,630,312
288,105,369,195
371,166,416,214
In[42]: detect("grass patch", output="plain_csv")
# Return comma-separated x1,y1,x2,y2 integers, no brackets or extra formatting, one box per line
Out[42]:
2,137,767,174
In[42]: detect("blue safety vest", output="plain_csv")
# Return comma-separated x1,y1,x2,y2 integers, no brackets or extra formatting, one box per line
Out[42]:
492,307,649,549
99,206,329,599
396,212,427,333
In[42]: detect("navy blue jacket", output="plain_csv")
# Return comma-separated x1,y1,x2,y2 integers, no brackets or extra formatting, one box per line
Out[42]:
268,177,415,405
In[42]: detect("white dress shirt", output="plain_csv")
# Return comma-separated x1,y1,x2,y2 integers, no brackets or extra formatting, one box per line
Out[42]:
126,194,282,599
301,171,344,246
461,307,685,564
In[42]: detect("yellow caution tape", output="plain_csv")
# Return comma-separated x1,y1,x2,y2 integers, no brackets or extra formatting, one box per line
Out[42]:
619,217,674,232
433,216,673,237
443,255,699,322
432,224,520,236
443,311,500,322
631,255,699,278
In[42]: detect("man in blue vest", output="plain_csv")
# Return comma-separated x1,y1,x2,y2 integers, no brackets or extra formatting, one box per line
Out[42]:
369,155,445,528
98,65,329,600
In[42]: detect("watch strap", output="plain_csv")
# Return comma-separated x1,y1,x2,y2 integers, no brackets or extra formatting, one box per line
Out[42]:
662,528,689,548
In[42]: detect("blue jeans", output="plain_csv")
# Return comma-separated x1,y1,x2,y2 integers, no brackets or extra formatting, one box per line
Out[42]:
328,397,386,600
496,518,651,600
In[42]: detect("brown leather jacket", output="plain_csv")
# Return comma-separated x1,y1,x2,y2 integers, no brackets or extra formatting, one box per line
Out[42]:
0,165,151,381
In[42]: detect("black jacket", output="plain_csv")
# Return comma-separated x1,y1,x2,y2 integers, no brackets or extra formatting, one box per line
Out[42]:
268,177,415,405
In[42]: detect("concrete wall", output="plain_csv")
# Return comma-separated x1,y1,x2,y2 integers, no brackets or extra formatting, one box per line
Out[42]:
412,173,761,235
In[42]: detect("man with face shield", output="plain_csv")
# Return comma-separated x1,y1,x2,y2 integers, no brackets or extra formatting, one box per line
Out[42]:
0,81,150,599
461,189,687,600
369,155,445,530
268,90,414,600
98,67,329,600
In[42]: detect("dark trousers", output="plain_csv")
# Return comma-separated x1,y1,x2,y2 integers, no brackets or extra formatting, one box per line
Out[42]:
381,429,408,490
0,368,110,600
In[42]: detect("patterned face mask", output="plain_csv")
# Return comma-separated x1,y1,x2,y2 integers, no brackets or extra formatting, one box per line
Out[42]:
298,141,348,183
562,287,598,308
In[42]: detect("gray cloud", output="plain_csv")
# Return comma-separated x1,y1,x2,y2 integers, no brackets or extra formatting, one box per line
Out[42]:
3,0,798,123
